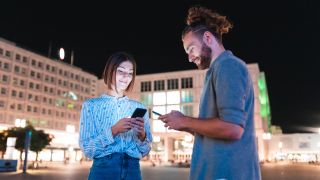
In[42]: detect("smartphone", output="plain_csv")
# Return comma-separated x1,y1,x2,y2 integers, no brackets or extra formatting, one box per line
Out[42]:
131,108,147,118
152,110,162,116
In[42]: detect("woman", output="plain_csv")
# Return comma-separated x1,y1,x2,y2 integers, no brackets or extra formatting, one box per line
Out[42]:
79,51,152,180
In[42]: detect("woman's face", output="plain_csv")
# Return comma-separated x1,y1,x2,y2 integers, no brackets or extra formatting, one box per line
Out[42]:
114,60,134,92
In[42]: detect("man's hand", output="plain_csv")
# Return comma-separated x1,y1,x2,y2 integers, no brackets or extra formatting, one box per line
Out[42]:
159,110,187,131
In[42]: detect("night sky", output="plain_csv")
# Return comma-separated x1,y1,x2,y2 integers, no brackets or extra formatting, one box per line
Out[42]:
1,1,319,133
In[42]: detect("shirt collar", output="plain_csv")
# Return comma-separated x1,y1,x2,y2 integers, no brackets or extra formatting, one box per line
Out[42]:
100,93,128,101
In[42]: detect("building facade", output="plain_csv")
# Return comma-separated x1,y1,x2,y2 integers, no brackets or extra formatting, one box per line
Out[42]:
0,38,97,161
98,63,271,163
0,37,272,163
266,133,320,163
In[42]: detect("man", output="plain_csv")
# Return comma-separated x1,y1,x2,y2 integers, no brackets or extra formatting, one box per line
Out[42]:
159,6,261,180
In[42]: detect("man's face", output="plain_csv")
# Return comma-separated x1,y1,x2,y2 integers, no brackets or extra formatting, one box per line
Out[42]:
182,32,212,70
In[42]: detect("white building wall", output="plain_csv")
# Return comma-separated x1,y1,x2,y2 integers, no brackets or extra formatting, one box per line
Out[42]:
268,133,320,162
99,65,267,162
0,38,98,161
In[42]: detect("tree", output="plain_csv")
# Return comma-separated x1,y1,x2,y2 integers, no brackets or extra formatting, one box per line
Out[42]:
7,124,53,162
7,127,26,161
0,131,7,158
30,129,53,161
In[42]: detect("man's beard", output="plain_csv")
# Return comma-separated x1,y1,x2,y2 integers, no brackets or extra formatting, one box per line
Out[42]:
197,43,212,70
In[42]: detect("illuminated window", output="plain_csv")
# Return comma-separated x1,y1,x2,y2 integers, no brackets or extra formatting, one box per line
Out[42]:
67,103,75,109
153,120,166,132
55,99,65,107
153,92,166,105
141,93,153,105
154,80,165,91
63,91,78,100
167,91,180,104
66,124,75,133
166,105,180,113
181,77,193,89
182,105,193,116
152,106,166,119
167,79,178,90
181,90,193,103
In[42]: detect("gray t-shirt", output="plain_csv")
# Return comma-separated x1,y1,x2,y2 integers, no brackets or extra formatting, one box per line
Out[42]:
190,51,261,180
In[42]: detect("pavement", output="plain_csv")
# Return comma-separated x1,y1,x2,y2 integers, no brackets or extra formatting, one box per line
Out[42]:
0,160,190,180
2,160,320,180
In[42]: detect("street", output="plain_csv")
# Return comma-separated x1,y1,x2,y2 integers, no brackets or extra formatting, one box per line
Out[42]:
1,161,320,180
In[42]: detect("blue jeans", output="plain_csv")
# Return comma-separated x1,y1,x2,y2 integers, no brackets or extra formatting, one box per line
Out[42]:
88,153,142,180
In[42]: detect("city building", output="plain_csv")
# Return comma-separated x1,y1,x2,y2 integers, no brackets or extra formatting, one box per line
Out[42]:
0,38,97,162
267,133,320,163
98,63,272,163
1,37,272,163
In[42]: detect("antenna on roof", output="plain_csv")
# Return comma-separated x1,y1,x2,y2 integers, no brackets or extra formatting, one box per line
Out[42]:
48,41,52,58
71,50,74,66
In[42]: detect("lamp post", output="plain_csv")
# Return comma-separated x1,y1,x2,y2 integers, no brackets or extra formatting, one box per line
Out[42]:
14,118,31,173
23,129,32,173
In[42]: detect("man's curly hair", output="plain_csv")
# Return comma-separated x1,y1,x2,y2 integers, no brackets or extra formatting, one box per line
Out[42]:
182,5,233,42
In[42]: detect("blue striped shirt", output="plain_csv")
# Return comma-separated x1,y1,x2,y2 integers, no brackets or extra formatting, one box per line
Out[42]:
79,94,152,160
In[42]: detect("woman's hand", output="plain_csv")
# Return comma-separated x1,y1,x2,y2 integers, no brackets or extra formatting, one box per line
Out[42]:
131,117,146,141
111,118,133,136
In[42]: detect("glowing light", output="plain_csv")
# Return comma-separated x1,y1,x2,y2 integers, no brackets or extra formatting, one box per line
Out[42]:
153,136,161,143
15,119,26,127
66,125,75,133
184,135,193,142
59,48,65,60
262,132,271,140
68,146,74,152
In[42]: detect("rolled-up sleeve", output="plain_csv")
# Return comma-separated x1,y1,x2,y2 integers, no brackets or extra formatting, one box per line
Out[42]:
215,60,249,127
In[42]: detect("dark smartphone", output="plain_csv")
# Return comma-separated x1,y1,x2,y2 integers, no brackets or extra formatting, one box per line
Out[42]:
131,108,147,118
152,110,162,116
